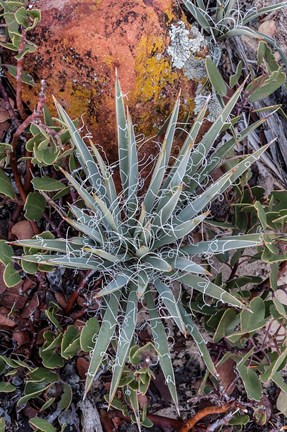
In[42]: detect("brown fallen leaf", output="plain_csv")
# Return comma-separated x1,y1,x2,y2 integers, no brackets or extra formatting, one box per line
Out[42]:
77,357,89,380
12,331,31,347
0,313,16,327
1,285,26,310
258,20,276,38
20,292,40,319
216,358,237,395
11,220,35,240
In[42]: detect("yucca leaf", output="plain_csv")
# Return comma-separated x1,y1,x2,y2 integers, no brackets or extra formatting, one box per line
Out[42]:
144,291,178,410
179,304,218,376
92,193,120,232
154,213,208,249
68,204,105,243
53,97,105,197
223,0,237,19
60,169,97,211
137,268,150,299
182,233,266,255
11,238,84,253
180,145,269,222
196,116,269,184
64,216,104,245
185,83,244,180
162,99,209,190
243,2,287,25
179,173,233,223
142,255,172,272
84,292,120,398
109,285,138,404
115,72,129,195
143,97,180,213
126,108,138,217
154,278,186,335
83,247,128,263
222,26,287,68
169,256,211,275
89,141,120,222
162,142,193,191
153,185,182,228
175,273,245,309
19,254,110,271
95,274,130,297
183,0,213,33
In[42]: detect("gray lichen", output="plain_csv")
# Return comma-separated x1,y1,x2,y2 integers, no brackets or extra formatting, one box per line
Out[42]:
167,21,207,78
167,21,222,122
194,91,222,122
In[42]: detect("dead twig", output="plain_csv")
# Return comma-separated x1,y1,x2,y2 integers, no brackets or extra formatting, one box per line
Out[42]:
206,410,238,431
179,404,234,432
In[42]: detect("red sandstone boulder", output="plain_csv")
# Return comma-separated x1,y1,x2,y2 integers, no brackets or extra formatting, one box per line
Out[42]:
18,0,207,161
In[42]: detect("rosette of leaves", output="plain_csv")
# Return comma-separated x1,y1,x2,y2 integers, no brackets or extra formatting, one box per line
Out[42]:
182,0,287,66
13,75,272,409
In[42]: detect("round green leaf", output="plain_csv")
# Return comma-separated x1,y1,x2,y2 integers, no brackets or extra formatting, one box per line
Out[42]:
32,177,66,192
24,191,46,221
0,168,15,199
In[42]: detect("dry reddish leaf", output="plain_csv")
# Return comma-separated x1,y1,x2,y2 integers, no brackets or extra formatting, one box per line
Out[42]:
216,358,236,395
258,20,276,38
54,291,67,309
76,357,89,379
12,331,31,347
20,292,39,319
1,286,26,310
74,319,85,331
23,404,39,419
0,98,13,123
11,220,35,240
0,313,16,327
21,278,35,293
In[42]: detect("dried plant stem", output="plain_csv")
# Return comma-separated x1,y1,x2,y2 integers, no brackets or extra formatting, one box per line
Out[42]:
206,410,237,431
179,403,233,432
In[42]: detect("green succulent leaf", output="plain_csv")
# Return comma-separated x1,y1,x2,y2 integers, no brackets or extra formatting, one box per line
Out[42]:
58,383,73,411
24,191,46,221
0,168,15,199
80,317,100,352
29,417,57,432
0,382,16,393
237,350,263,401
32,177,66,192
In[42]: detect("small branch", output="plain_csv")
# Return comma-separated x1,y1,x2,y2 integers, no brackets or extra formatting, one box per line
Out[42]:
11,79,46,150
206,410,238,432
179,404,233,432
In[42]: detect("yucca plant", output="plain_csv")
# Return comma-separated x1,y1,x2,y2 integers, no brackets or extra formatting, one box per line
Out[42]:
13,74,274,413
182,0,287,66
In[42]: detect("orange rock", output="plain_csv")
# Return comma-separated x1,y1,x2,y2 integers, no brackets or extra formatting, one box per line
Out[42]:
19,0,207,161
